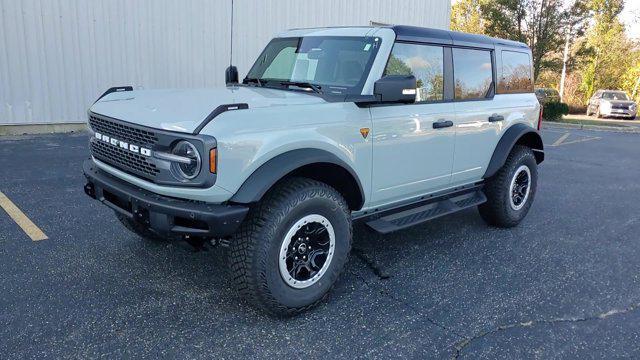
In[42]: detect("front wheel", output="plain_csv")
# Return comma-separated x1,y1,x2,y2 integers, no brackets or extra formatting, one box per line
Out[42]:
229,177,352,316
479,145,538,228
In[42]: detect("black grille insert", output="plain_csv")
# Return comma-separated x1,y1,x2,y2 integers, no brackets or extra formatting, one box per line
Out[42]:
91,139,159,178
89,115,158,148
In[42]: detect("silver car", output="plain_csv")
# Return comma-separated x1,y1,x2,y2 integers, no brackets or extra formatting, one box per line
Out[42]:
587,90,637,119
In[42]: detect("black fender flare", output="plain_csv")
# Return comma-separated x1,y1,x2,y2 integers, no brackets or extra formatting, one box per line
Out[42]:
230,149,365,209
483,123,544,179
93,86,133,104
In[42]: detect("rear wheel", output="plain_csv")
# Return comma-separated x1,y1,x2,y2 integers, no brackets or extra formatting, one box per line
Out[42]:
479,145,538,228
229,177,352,316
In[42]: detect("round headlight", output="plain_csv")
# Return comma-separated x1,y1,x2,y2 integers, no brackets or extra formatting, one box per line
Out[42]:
171,141,201,180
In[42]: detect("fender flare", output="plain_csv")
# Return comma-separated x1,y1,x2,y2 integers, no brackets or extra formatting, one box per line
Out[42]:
483,123,544,179
230,148,365,209
93,86,133,104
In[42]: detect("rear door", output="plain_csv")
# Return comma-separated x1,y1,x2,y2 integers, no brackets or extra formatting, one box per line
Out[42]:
451,47,537,185
369,42,456,206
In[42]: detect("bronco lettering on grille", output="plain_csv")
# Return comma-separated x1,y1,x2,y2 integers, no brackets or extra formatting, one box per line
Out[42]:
94,132,152,156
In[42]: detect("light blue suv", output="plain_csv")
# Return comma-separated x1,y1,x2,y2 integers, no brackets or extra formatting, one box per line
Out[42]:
83,25,544,315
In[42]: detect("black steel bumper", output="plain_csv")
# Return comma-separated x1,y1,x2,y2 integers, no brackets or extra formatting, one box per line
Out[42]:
83,160,248,238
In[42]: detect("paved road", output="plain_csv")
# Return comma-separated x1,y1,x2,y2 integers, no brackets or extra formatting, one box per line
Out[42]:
1,127,639,359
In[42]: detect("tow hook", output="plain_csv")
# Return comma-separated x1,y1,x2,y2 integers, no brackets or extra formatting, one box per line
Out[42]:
84,182,96,199
183,234,208,251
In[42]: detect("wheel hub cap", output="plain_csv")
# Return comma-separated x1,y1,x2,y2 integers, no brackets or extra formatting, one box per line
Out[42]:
509,165,531,211
279,214,335,289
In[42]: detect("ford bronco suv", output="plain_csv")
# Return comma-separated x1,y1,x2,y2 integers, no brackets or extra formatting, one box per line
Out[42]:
83,26,544,315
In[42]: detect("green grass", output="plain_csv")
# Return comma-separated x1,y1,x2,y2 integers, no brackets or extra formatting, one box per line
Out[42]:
546,117,630,128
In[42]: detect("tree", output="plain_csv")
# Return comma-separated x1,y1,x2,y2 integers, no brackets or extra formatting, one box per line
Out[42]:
451,0,486,34
384,55,413,76
481,0,566,79
578,0,631,102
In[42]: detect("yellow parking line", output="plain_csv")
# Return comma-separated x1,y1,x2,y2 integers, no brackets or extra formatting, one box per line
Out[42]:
0,191,48,241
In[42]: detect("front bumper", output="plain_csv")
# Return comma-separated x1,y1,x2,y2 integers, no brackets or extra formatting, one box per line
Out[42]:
601,108,637,118
83,160,248,238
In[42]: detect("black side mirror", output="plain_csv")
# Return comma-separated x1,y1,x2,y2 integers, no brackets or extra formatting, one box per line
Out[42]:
226,65,239,85
373,75,417,103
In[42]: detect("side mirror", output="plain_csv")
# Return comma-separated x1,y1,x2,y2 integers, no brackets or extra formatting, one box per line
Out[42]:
373,75,417,103
225,65,239,85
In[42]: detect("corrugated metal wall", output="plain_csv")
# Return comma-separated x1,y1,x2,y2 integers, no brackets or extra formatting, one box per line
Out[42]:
0,0,450,125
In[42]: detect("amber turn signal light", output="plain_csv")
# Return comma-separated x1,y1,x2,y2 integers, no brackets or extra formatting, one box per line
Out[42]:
209,148,217,173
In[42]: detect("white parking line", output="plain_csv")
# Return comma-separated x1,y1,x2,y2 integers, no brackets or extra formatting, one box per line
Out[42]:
0,191,48,241
551,132,570,146
549,132,600,147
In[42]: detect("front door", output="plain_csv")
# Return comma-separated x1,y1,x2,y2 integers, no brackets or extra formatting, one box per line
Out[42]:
369,42,455,207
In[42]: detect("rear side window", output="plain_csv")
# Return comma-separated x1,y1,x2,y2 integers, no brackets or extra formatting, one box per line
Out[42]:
498,50,533,94
452,48,493,100
384,43,444,102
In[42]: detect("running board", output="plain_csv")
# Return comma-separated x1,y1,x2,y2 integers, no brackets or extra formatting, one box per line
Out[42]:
365,190,487,234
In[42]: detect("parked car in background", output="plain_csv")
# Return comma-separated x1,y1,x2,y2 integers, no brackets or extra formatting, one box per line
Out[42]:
535,88,560,104
586,90,637,119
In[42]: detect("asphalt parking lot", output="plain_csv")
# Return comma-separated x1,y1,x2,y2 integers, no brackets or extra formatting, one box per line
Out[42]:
1,127,639,359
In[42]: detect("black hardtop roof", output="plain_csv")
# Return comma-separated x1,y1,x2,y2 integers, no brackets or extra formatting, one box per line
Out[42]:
391,25,529,50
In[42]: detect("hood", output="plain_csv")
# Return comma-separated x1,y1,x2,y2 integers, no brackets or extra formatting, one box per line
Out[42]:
90,86,326,133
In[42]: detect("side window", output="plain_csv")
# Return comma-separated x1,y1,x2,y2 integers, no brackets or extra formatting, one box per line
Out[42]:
498,50,533,93
452,48,493,100
384,43,444,102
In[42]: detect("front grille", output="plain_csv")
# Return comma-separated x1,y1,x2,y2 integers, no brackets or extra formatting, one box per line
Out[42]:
612,104,629,110
87,112,214,188
89,114,158,148
88,114,161,180
91,140,160,178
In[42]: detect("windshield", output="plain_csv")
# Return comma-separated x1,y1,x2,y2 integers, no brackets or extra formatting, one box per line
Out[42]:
245,36,381,95
602,91,629,100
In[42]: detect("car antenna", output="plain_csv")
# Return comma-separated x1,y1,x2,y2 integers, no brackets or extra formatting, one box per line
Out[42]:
225,0,239,85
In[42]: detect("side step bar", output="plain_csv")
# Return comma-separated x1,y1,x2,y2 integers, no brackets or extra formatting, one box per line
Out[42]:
365,190,487,234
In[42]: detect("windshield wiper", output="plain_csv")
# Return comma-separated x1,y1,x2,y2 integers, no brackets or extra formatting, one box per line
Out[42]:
278,81,323,94
244,77,263,87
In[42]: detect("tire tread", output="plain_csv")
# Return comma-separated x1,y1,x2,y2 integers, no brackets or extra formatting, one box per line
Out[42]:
479,145,537,228
229,177,351,316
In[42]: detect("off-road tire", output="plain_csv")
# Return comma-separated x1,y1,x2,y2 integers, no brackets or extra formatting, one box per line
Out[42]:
479,145,538,228
116,213,165,241
229,177,352,316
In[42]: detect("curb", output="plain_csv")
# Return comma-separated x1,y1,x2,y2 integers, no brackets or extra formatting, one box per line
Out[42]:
544,122,640,133
0,123,87,136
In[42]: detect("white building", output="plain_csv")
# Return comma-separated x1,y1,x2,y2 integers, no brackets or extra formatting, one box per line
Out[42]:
0,0,450,130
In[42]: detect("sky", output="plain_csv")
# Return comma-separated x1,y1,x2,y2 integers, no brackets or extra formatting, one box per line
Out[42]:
450,0,640,39
619,0,640,39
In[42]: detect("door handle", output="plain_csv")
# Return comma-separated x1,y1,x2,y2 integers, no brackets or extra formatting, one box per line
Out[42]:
433,120,453,129
488,114,504,122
